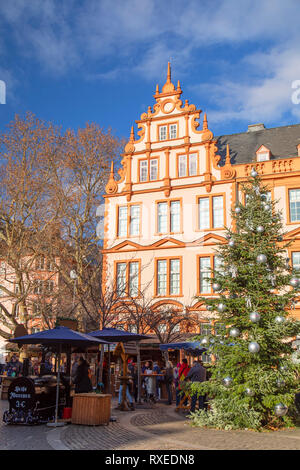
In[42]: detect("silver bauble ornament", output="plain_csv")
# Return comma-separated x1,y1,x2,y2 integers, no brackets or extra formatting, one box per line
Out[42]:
249,311,261,323
274,403,288,417
275,315,285,324
250,169,258,177
248,341,260,353
228,240,235,247
201,337,209,345
217,303,227,313
229,327,240,338
235,206,241,214
245,388,255,397
256,226,264,233
256,254,267,264
210,338,215,344
264,204,271,211
290,277,300,288
223,377,232,387
279,365,288,372
276,379,285,388
212,282,221,292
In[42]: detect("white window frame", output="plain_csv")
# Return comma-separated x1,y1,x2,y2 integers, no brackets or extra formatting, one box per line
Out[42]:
150,159,158,181
157,260,167,296
118,206,128,237
199,257,211,293
140,160,148,182
159,126,167,141
289,189,300,222
169,124,177,139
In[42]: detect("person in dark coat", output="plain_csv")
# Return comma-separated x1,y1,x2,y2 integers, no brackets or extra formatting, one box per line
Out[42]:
185,360,207,412
73,357,93,393
40,354,53,376
165,361,174,405
5,354,23,376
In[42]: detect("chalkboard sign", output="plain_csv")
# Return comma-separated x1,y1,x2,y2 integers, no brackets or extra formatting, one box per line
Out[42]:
8,377,36,412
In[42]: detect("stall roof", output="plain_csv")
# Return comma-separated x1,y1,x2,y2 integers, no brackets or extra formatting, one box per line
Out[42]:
159,341,207,355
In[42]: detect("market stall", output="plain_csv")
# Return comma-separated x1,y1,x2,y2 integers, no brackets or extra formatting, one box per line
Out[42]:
89,328,150,410
6,326,111,426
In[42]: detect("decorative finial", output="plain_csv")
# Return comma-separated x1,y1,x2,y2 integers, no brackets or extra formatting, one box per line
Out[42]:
155,84,159,94
226,144,230,164
167,61,171,83
162,61,175,94
203,113,208,130
130,125,135,142
177,80,182,92
105,160,118,194
124,126,135,153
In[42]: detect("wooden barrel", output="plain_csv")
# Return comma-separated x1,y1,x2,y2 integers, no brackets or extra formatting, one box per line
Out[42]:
71,393,111,425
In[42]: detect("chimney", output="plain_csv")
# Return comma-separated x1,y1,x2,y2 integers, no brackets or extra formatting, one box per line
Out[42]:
247,123,265,132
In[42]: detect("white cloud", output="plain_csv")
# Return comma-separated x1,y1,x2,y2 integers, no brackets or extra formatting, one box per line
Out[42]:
192,45,300,125
1,0,300,125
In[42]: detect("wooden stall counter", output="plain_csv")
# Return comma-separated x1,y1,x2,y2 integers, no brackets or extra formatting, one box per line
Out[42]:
71,393,111,425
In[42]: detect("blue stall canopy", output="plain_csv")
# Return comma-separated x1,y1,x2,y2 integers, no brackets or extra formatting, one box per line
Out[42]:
89,327,150,343
9,326,109,349
159,341,207,356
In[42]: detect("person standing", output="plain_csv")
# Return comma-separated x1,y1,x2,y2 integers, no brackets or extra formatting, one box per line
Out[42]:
176,358,190,407
153,361,162,401
117,367,135,411
186,360,207,412
165,361,174,405
71,357,79,380
40,354,53,375
128,362,138,403
73,357,93,393
5,354,23,376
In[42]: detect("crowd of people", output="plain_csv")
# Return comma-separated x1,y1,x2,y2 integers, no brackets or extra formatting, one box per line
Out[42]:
116,357,208,413
1,353,208,413
0,354,93,394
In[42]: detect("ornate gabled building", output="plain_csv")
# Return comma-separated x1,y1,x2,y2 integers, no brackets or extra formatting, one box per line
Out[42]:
102,63,300,333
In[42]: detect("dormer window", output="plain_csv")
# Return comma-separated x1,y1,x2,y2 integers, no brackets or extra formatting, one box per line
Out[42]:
256,145,271,162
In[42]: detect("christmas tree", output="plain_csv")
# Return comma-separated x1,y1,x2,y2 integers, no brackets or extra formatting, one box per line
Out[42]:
190,169,300,430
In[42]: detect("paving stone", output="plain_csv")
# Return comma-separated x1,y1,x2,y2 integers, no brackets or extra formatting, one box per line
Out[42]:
2,396,300,450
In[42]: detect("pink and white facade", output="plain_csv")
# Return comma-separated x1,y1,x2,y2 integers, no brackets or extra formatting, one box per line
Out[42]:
102,63,300,330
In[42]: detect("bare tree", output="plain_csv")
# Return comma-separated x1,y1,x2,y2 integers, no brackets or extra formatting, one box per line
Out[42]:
0,114,123,341
0,113,61,338
44,122,123,331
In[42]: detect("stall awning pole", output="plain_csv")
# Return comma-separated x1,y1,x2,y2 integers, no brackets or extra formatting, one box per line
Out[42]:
47,343,65,428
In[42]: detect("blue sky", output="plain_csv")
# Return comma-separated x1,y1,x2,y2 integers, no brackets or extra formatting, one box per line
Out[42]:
1,0,300,142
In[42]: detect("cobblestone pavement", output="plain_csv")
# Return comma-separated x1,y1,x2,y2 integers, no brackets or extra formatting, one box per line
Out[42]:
2,397,300,450
60,400,300,451
0,400,53,450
